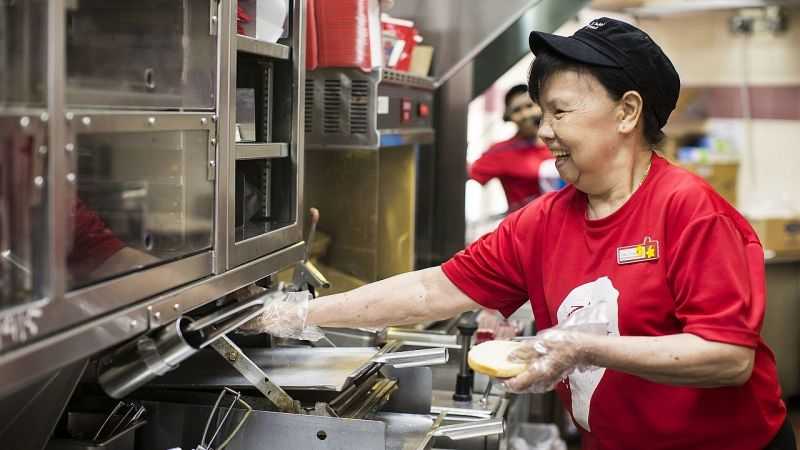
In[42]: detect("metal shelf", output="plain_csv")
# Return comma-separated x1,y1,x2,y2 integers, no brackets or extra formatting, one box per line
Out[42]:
235,142,289,159
236,35,290,59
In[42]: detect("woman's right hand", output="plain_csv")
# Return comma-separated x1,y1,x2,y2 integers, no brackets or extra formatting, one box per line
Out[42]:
238,289,325,341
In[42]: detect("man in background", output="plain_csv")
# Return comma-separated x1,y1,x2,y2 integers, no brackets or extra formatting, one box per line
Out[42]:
468,84,561,212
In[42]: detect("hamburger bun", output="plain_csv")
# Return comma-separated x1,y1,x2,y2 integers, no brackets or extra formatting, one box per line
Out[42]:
468,340,526,378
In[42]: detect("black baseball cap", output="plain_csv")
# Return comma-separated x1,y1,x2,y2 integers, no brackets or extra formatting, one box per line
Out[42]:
528,18,680,128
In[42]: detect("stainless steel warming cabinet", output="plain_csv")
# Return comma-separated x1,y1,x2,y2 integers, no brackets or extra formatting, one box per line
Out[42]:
0,0,308,448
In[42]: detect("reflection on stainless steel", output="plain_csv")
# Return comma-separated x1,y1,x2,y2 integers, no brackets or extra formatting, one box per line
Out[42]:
70,128,214,290
98,297,268,399
0,116,46,310
0,0,47,106
65,0,217,109
0,244,300,383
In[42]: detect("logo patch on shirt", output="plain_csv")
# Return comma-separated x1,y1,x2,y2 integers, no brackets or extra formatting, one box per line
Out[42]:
617,236,659,265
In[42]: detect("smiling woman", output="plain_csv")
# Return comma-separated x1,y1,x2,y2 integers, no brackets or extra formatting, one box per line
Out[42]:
527,31,671,213
247,16,795,450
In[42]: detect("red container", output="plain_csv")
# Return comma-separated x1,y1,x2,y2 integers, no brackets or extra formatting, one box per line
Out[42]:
307,0,375,71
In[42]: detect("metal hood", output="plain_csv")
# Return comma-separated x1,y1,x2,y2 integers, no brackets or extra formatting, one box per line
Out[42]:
387,0,589,92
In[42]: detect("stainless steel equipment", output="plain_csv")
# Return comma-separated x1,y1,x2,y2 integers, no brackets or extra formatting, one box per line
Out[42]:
0,1,571,448
115,341,507,450
64,0,217,110
147,345,447,391
304,67,435,290
0,0,307,448
0,0,305,377
97,296,270,399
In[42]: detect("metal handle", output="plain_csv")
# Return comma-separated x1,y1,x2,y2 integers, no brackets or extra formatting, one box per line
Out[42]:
294,260,331,289
416,413,505,449
305,207,319,260
210,336,296,413
432,417,505,440
370,347,448,368
98,295,271,399
185,295,269,334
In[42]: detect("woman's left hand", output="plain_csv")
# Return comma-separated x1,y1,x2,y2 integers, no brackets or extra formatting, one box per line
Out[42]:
499,330,590,393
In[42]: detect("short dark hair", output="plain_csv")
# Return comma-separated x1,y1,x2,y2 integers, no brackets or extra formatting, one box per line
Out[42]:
528,49,665,148
503,84,531,121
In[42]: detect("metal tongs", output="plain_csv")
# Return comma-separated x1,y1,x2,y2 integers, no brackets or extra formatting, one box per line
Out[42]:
92,400,146,443
194,387,253,450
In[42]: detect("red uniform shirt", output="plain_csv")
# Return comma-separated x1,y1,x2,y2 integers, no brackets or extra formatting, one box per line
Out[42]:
469,135,553,210
444,155,785,449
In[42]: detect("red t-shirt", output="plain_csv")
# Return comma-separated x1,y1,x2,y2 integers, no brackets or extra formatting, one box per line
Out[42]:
443,155,785,449
469,135,553,210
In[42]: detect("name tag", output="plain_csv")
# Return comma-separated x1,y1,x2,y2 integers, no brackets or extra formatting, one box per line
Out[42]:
617,236,659,265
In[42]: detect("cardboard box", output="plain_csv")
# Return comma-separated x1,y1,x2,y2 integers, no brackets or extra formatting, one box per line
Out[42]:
409,45,434,77
678,162,738,206
748,217,800,256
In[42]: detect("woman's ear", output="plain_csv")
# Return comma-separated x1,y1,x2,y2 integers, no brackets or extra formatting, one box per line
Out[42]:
618,90,644,134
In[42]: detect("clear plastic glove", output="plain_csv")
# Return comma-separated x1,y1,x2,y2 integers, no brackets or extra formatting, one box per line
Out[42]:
495,300,609,393
237,290,325,341
498,329,589,393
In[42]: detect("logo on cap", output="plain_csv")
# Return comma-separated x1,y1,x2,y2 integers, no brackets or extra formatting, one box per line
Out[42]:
586,20,606,30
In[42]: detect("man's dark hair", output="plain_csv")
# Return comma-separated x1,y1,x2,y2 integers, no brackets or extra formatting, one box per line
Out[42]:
503,84,531,121
528,49,665,147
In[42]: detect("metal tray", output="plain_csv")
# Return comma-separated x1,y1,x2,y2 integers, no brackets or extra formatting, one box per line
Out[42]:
149,347,381,392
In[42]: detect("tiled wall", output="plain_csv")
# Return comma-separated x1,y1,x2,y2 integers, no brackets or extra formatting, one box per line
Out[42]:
640,9,800,214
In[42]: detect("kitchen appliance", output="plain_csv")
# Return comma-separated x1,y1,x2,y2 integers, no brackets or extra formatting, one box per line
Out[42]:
0,1,306,448
303,67,435,290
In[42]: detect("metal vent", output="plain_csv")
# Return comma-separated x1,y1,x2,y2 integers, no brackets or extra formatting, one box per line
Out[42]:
322,79,341,133
350,79,369,135
304,78,314,133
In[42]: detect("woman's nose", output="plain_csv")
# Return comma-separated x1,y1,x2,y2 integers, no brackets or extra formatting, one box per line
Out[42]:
537,118,554,141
